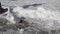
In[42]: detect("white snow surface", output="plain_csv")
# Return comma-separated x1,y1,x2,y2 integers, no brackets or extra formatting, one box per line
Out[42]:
3,6,59,24
13,6,60,20
0,0,60,34
0,6,60,30
0,0,59,30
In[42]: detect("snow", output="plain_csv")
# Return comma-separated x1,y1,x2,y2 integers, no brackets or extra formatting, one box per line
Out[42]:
0,0,60,34
13,6,60,21
17,28,24,34
1,6,60,30
1,5,60,28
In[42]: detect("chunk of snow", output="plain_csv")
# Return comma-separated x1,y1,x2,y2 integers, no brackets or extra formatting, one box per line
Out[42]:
17,28,24,34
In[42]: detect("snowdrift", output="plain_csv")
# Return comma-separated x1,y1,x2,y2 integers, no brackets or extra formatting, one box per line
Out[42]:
13,6,60,21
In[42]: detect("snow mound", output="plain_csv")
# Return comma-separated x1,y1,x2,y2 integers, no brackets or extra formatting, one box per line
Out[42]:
1,6,60,24
13,6,60,21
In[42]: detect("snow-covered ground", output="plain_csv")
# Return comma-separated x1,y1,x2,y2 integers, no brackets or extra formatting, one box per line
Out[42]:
0,0,60,34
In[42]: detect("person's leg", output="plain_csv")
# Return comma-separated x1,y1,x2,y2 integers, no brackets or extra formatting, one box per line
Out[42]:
0,2,1,8
0,2,1,13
